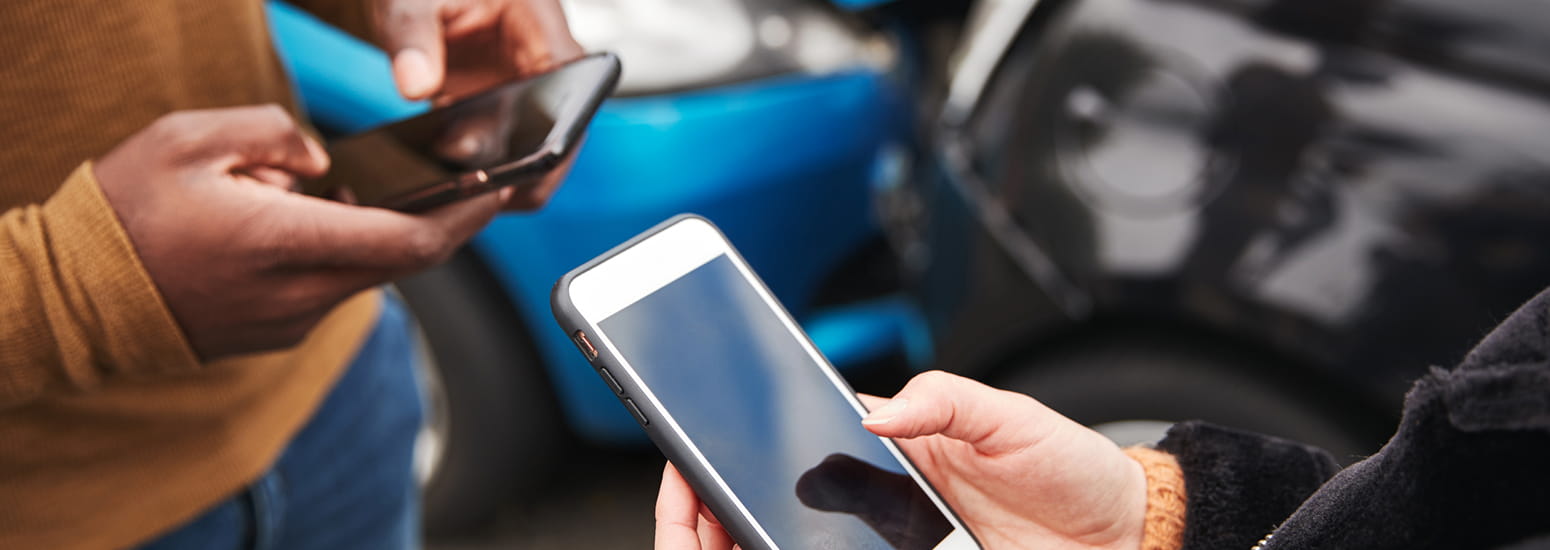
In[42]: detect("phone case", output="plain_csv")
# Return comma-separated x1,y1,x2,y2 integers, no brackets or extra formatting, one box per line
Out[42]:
551,214,780,549
393,52,621,212
552,214,977,550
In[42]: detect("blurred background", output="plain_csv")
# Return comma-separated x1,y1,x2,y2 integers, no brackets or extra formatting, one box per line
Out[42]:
268,0,1550,546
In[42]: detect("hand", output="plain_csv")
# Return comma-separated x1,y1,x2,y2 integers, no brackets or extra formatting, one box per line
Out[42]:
374,0,585,210
656,462,740,550
377,0,582,102
96,105,507,361
652,371,1148,550
859,371,1147,550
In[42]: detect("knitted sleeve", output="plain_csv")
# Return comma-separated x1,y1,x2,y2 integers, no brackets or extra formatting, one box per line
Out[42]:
1124,446,1188,550
0,163,200,408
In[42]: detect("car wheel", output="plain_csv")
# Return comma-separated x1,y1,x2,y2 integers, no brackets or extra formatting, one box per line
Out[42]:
990,330,1388,463
395,249,568,536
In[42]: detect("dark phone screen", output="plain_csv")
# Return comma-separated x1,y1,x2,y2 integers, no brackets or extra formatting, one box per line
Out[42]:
313,54,616,207
599,255,954,549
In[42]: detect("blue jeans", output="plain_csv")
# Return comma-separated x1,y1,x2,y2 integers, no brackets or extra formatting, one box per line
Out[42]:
139,295,423,550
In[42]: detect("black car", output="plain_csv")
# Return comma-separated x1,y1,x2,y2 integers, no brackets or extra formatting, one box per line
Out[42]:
881,0,1550,458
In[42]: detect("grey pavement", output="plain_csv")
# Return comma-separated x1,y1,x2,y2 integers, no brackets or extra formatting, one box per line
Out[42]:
428,446,662,550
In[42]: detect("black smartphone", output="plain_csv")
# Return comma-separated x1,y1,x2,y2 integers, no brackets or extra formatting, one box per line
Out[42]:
552,216,982,550
309,52,620,212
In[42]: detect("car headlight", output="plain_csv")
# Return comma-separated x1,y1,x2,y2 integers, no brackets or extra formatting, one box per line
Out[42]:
561,0,896,95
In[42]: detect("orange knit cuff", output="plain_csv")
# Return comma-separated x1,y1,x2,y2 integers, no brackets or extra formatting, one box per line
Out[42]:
43,163,202,379
1124,446,1188,550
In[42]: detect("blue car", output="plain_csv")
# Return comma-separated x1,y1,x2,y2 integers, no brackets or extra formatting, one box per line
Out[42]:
269,0,925,533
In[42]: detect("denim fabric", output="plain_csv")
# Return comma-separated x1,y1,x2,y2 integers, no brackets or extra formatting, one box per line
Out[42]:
140,294,423,550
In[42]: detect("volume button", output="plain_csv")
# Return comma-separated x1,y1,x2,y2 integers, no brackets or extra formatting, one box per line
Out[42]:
623,398,649,426
599,367,624,395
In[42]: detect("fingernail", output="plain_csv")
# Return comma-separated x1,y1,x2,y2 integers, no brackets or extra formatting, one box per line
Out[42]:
497,186,516,203
395,48,436,98
862,398,908,425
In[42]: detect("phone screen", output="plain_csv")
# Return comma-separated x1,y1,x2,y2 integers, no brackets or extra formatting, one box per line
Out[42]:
598,254,957,550
314,54,618,210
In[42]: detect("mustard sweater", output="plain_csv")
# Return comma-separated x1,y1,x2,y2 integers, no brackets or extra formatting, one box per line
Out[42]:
0,1,389,548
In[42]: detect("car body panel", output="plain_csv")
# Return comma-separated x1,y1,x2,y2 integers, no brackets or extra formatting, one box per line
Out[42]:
890,0,1550,408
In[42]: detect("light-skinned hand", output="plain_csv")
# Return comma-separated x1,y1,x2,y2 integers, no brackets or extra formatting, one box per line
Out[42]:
656,462,740,550
653,371,1148,550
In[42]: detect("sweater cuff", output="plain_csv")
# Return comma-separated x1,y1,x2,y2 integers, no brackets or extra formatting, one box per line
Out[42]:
44,162,201,382
1124,447,1187,550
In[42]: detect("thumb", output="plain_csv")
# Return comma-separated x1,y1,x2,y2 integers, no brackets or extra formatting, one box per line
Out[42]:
381,2,447,100
257,186,505,275
861,371,1059,457
170,105,330,178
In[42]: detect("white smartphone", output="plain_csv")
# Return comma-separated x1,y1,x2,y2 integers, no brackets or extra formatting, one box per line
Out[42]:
552,215,981,550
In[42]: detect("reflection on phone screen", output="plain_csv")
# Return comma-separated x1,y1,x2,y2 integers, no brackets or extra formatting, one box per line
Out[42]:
599,255,955,549
797,454,955,549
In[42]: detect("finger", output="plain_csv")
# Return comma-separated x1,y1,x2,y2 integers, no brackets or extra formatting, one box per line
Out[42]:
333,186,359,205
697,517,735,550
861,370,1055,457
854,393,937,465
503,143,579,211
379,0,447,99
415,185,508,251
167,105,330,178
657,463,706,550
258,187,504,274
693,487,735,549
697,504,722,528
236,166,302,191
498,0,584,75
857,393,887,411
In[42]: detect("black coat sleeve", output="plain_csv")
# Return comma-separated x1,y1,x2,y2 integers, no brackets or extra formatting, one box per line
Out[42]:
1259,289,1550,550
1155,421,1341,550
1160,288,1550,550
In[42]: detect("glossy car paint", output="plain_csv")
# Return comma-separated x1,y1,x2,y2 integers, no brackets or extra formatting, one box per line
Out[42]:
888,0,1550,410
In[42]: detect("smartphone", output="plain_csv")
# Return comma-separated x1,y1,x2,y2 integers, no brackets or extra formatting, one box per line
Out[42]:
552,216,981,550
308,52,621,212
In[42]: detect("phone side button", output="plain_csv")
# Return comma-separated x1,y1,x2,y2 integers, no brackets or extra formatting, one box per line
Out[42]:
571,330,599,360
623,398,650,426
599,367,624,395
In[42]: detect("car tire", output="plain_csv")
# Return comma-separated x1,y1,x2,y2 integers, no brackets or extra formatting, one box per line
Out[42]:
395,249,568,536
990,330,1388,463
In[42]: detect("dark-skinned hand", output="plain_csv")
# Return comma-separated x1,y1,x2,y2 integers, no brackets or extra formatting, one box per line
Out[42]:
96,105,508,360
375,0,585,210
